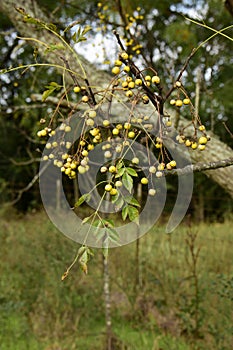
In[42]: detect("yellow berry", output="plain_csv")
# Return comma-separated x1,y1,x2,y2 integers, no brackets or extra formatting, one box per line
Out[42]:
105,184,112,192
46,143,52,149
122,81,128,88
145,75,151,81
128,81,135,89
88,144,94,150
175,81,182,87
70,162,77,169
156,171,163,178
78,165,87,174
170,99,176,105
115,181,122,187
185,139,192,147
175,100,183,107
170,160,176,167
148,189,156,196
198,144,206,151
135,78,142,86
128,131,135,138
109,165,116,173
62,153,68,159
142,95,149,104
80,140,86,146
158,163,165,171
126,90,133,97
166,120,172,127
114,60,122,66
82,95,89,103
149,166,156,173
199,136,208,145
110,188,118,196
124,66,130,72
73,86,81,93
124,122,131,130
120,52,129,60
89,110,97,118
82,150,89,157
183,98,190,105
112,66,120,75
104,151,112,158
90,128,99,136
103,120,110,127
40,129,47,136
126,76,133,82
151,75,160,84
199,125,205,131
116,124,123,130
112,128,120,135
132,157,139,164
64,125,71,132
86,118,95,126
100,166,108,173
65,168,71,175
191,142,198,150
141,177,148,185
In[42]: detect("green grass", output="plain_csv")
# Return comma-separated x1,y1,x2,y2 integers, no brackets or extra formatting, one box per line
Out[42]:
0,211,232,349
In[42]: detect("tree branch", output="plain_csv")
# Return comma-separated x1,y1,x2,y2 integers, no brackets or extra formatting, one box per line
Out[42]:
165,157,233,176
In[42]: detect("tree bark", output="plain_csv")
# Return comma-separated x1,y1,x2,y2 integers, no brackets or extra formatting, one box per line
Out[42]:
1,0,233,197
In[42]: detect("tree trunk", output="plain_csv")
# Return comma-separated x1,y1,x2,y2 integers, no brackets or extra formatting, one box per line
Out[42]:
1,0,233,197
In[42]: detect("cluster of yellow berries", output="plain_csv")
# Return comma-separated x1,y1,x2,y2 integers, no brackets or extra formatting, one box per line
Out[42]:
170,98,190,107
37,127,56,137
73,85,91,104
176,126,210,151
169,81,191,107
111,52,161,103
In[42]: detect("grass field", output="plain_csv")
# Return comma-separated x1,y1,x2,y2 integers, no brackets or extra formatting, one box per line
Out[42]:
0,211,232,350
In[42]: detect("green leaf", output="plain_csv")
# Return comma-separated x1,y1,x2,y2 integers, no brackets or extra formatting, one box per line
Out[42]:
102,218,114,228
111,192,119,203
41,89,53,102
49,81,60,87
74,193,91,207
124,196,140,207
71,32,77,42
82,25,92,35
116,161,124,170
79,250,88,264
108,227,120,242
77,246,86,256
115,167,125,178
126,167,138,177
128,205,139,225
122,172,133,193
122,205,129,221
114,197,124,210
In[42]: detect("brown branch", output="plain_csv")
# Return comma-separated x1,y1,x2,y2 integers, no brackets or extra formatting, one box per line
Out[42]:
9,157,41,166
222,122,233,139
165,157,233,176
